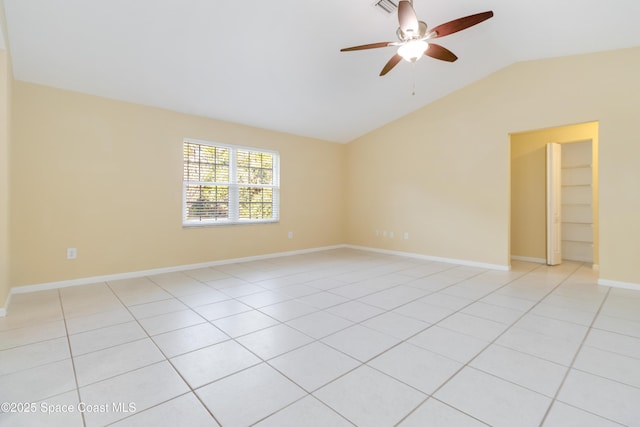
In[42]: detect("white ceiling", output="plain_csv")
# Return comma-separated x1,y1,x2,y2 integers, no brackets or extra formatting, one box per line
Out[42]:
3,0,640,143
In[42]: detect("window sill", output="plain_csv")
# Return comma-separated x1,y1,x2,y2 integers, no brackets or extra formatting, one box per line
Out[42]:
182,219,279,228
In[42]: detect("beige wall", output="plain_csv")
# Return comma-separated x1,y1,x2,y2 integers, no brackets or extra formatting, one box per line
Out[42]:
347,47,640,284
0,0,12,309
0,48,11,308
510,122,599,263
346,104,509,266
10,82,346,287
6,45,640,292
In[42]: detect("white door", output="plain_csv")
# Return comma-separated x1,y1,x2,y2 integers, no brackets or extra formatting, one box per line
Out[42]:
546,143,562,265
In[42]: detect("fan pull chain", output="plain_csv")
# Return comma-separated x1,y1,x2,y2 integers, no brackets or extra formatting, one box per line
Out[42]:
411,62,416,96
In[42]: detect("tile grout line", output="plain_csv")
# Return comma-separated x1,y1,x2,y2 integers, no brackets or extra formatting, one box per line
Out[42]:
537,285,614,427
74,259,612,426
5,252,632,427
186,252,417,425
393,261,586,426
120,259,390,424
188,261,485,425
153,259,553,425
57,289,88,427
11,276,303,425
212,264,466,424
58,256,414,403
104,279,226,427
248,394,357,427
276,265,522,425
369,263,570,424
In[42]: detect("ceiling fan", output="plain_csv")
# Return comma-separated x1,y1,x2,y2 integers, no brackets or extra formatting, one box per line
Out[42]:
340,0,494,76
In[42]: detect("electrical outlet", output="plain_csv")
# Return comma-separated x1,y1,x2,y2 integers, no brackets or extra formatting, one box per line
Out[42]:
403,232,409,240
390,231,395,239
383,230,387,238
287,231,294,239
67,248,77,260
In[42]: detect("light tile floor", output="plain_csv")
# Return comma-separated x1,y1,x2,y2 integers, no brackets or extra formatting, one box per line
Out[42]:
1,248,639,426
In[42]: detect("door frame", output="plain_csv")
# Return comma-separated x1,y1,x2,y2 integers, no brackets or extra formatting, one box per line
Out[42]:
546,142,562,265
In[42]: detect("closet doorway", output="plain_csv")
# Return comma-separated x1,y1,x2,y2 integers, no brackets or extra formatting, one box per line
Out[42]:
510,122,599,268
546,141,595,265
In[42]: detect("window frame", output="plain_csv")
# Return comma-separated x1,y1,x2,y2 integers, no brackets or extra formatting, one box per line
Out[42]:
182,138,280,227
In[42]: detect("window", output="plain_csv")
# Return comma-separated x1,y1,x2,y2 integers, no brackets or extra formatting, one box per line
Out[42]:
183,139,279,226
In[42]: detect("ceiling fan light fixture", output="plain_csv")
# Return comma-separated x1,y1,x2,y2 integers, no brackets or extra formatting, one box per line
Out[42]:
397,40,428,62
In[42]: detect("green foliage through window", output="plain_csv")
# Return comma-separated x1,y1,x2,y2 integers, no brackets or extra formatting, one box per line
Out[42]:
182,140,279,225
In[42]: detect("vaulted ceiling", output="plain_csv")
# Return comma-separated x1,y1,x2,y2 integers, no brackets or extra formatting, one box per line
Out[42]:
3,0,640,142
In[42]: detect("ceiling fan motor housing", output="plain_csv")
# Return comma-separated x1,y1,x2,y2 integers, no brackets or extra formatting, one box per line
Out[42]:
396,21,428,42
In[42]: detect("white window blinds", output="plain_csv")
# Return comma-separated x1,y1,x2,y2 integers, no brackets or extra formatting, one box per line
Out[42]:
183,139,280,226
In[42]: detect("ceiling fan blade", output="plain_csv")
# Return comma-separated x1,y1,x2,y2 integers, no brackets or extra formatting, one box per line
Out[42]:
398,0,419,35
380,53,403,76
340,42,396,52
429,11,494,39
425,43,458,62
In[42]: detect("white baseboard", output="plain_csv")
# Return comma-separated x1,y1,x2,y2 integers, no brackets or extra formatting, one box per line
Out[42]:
3,243,634,316
510,256,600,271
597,278,640,291
511,255,546,264
1,243,514,316
10,244,346,296
347,245,510,271
0,245,345,316
0,291,11,317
